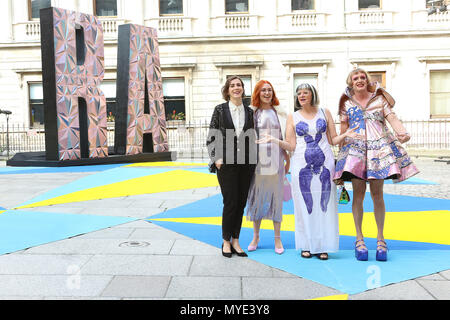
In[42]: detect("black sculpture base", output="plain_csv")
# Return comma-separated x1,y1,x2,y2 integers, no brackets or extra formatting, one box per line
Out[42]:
6,149,176,167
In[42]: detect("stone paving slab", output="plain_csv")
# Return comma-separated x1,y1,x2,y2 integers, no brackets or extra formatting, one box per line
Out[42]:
416,280,450,300
348,280,436,300
76,227,135,239
24,238,175,255
170,240,220,256
78,207,164,219
440,270,450,280
165,276,242,299
189,256,274,277
101,276,171,298
80,255,193,276
241,277,342,300
129,226,191,240
0,275,113,297
0,254,92,275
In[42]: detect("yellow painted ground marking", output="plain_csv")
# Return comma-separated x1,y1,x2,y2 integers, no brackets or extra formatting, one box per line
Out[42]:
150,210,450,245
15,170,219,209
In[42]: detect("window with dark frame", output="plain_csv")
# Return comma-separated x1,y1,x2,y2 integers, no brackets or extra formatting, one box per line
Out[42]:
29,0,51,20
358,0,381,9
291,0,314,11
160,0,183,15
94,0,117,17
225,0,249,13
29,83,44,128
430,70,450,118
426,0,449,8
368,71,386,88
163,78,186,121
99,80,117,122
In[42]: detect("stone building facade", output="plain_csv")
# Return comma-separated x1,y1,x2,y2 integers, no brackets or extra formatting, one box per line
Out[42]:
0,0,449,128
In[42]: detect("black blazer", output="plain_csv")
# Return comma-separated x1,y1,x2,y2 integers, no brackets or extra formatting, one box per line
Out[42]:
206,101,257,172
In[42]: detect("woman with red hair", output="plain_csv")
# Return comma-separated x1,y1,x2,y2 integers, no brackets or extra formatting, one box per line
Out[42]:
246,80,289,254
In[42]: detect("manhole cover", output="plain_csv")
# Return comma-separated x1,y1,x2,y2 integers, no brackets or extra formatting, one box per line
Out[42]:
119,241,150,248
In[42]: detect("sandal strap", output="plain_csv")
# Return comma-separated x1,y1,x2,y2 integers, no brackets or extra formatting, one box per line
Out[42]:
355,239,367,249
377,240,388,249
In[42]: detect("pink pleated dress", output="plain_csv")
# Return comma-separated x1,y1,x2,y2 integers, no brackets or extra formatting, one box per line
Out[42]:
334,85,419,183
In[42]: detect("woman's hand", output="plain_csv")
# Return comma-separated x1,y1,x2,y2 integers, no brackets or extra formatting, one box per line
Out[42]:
284,154,290,175
396,132,411,143
344,126,365,140
215,159,224,170
255,133,277,144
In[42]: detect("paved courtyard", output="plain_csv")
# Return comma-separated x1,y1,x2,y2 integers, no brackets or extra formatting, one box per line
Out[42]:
0,157,449,300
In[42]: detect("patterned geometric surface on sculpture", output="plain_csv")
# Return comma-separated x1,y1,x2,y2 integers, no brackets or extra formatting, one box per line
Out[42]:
115,24,168,155
41,7,108,161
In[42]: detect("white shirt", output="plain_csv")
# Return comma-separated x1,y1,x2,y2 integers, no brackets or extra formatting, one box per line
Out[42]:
229,100,245,136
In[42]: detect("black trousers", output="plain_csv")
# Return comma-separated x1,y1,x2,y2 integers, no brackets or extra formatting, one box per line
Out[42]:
217,164,256,241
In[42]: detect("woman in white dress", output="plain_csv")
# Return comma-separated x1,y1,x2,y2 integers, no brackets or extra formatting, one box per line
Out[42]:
259,83,361,260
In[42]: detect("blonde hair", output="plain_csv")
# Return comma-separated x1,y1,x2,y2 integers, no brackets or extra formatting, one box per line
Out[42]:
346,68,376,92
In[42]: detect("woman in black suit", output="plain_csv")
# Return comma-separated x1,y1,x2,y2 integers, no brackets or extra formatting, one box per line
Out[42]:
206,76,257,258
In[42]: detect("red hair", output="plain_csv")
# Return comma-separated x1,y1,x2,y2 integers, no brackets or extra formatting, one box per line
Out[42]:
251,80,280,108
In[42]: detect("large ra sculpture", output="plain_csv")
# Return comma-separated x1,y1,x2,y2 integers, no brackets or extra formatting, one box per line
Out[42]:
40,7,168,161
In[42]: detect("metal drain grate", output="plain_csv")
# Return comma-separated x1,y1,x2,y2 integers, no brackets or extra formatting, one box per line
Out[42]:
119,241,150,248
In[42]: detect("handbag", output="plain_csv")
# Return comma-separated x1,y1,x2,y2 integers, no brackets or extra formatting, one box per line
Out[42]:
208,161,217,173
338,185,350,204
283,176,292,202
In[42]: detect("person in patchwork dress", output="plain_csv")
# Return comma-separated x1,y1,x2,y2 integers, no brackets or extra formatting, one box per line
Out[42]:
334,68,420,262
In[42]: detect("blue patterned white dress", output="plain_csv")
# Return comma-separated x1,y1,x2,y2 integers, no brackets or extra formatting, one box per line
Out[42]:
291,109,339,254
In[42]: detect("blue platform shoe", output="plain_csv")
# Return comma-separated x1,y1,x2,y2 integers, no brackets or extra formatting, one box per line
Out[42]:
376,240,388,261
355,239,368,261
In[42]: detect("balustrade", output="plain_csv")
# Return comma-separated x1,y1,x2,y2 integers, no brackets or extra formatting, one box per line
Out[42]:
159,18,184,32
292,13,317,27
427,10,450,23
225,15,250,30
359,11,385,25
25,21,40,38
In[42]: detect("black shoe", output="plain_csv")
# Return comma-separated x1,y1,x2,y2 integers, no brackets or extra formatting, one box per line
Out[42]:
222,244,232,258
231,245,248,257
301,251,312,258
317,253,329,260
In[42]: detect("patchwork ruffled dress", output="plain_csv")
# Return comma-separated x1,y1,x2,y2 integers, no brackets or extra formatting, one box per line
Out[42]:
334,85,419,183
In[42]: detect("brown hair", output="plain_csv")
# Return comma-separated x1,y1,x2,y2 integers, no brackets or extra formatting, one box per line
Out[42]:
221,76,246,101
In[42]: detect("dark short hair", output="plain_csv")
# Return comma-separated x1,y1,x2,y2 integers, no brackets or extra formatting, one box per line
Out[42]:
294,83,319,110
221,76,246,101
